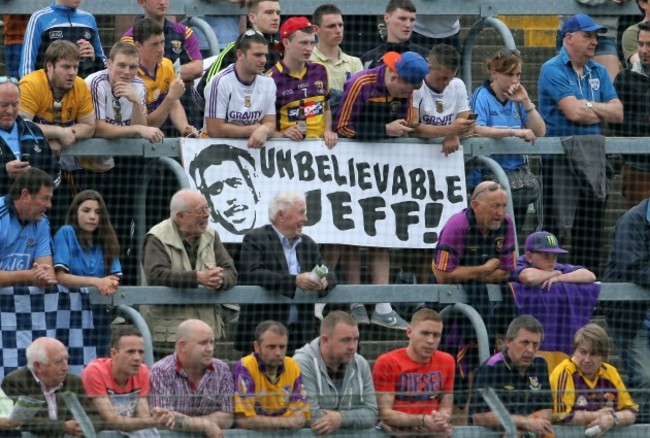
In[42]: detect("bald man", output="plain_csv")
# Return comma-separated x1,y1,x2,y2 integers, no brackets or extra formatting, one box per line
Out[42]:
149,319,234,437
1,337,88,436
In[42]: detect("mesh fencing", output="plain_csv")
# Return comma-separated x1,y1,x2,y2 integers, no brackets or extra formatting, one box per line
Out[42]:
1,9,650,436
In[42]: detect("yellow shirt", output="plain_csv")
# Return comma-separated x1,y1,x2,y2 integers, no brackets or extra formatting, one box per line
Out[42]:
19,69,94,126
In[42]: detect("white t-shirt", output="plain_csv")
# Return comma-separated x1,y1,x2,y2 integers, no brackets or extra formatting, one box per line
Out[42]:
414,16,461,39
413,77,470,126
85,69,146,126
203,63,276,131
85,69,146,171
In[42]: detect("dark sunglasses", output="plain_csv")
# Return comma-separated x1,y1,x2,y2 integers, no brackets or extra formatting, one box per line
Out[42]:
496,47,522,59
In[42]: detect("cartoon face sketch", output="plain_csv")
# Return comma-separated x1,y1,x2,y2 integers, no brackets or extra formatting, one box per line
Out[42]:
190,144,259,235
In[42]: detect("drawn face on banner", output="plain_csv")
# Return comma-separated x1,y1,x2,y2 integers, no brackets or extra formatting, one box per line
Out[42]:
190,144,260,235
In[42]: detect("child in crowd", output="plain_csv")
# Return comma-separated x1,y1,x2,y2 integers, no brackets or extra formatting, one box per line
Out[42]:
512,231,596,289
53,190,122,356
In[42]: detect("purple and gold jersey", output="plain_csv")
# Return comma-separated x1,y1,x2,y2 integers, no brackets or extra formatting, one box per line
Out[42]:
266,61,329,138
233,353,310,419
138,58,174,114
550,358,638,422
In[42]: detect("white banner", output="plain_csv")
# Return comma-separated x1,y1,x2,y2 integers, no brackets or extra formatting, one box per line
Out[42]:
180,139,467,249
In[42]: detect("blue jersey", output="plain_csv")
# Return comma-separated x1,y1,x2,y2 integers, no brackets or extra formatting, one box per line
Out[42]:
0,196,51,271
538,47,618,137
53,225,121,277
469,81,528,186
20,2,106,79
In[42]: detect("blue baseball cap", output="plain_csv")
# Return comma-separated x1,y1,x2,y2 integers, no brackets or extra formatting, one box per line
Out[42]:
383,51,428,86
560,14,607,37
525,231,568,254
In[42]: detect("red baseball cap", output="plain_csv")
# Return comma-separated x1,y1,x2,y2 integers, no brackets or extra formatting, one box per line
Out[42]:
280,16,313,40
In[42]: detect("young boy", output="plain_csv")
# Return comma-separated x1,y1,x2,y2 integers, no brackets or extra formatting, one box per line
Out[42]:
512,231,596,289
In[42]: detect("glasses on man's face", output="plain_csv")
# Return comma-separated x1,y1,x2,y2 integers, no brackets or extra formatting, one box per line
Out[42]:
52,100,63,124
496,47,522,59
112,99,122,123
187,205,211,215
0,76,19,86
471,182,502,201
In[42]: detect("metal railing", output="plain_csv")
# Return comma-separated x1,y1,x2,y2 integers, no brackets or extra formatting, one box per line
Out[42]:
2,0,642,16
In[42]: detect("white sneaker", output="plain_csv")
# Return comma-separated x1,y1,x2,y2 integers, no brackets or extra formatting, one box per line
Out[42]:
371,310,409,330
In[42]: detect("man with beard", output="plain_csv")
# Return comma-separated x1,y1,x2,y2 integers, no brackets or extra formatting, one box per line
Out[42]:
233,320,310,430
293,311,377,435
196,0,282,107
470,315,554,436
149,319,234,437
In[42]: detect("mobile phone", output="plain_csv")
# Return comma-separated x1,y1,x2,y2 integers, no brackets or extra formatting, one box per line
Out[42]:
467,113,478,121
21,153,30,162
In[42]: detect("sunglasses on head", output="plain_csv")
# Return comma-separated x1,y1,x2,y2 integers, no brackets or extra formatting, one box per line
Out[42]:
0,76,19,86
471,182,502,200
496,48,522,59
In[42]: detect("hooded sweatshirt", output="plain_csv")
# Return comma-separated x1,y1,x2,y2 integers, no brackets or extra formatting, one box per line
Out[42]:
293,337,378,429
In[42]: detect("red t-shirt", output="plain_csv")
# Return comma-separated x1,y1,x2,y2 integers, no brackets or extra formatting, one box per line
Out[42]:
372,347,455,414
81,358,150,418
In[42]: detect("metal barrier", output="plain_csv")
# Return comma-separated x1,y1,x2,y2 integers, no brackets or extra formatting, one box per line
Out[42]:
2,0,643,16
90,282,650,367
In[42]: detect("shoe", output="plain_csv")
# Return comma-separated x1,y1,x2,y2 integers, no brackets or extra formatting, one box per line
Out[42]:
350,304,370,325
371,310,409,330
315,306,324,321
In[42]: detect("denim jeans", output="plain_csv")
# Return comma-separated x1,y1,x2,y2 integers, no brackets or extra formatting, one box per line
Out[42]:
619,326,650,423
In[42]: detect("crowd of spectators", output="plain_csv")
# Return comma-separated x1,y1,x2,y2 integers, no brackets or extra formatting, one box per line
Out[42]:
2,0,650,434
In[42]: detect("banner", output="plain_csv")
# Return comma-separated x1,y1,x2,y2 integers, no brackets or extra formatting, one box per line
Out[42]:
180,139,467,249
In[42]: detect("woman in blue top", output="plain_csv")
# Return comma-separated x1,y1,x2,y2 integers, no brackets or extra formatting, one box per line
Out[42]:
469,48,546,231
53,190,121,356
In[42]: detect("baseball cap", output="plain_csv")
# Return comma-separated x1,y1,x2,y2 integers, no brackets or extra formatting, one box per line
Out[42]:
560,14,607,37
279,16,313,40
525,231,569,254
383,51,428,86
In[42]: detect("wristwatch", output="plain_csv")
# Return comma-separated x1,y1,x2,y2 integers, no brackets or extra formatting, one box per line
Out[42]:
586,101,593,109
611,412,620,427
524,103,536,114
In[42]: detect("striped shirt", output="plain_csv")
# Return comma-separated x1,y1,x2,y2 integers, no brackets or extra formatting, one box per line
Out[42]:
335,64,413,141
149,353,234,417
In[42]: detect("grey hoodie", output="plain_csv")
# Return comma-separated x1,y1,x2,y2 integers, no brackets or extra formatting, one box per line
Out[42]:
293,337,378,429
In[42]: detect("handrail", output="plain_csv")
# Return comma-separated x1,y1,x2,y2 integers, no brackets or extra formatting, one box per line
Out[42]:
61,136,650,158
2,0,641,16
90,283,650,307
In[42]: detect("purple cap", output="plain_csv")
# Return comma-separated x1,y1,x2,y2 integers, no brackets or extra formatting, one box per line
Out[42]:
560,14,607,37
525,231,568,254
